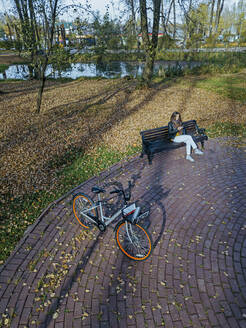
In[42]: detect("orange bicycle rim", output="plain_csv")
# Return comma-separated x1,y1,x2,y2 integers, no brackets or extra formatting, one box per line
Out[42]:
116,222,152,261
73,195,96,229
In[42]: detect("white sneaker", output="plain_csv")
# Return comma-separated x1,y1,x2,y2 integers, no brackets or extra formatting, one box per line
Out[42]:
186,155,195,162
194,149,204,155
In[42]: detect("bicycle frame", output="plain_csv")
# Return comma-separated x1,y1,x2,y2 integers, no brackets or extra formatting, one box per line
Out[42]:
80,193,127,227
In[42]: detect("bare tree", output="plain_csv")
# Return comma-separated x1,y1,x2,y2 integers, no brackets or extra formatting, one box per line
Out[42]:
209,0,215,36
215,0,224,33
172,0,176,39
36,0,59,113
209,0,224,36
129,0,137,33
12,0,41,77
121,0,137,34
159,0,173,37
35,0,95,113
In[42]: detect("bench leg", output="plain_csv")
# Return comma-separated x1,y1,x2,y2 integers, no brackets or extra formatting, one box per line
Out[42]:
201,141,205,149
147,153,153,165
140,152,144,158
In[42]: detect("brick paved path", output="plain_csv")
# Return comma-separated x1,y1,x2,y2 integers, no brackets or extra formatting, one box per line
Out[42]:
1,138,246,328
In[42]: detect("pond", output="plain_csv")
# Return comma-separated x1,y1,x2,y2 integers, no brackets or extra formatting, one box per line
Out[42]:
0,60,201,80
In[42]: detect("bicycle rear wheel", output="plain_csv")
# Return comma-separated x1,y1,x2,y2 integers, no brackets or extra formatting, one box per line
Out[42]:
73,193,98,229
115,221,152,261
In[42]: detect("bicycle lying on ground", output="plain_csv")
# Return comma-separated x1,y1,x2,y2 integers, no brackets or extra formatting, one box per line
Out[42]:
72,181,152,261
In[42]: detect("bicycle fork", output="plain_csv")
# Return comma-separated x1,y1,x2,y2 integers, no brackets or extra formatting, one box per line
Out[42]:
125,222,133,243
125,207,140,242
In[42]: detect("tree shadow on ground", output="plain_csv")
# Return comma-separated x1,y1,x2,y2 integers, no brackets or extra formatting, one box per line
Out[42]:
0,78,76,100
93,152,171,327
1,77,179,200
0,79,131,154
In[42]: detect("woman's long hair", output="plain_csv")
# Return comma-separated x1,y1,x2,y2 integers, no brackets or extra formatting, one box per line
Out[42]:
170,111,182,128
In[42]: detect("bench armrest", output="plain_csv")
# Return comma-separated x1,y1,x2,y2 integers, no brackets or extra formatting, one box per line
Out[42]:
197,127,206,134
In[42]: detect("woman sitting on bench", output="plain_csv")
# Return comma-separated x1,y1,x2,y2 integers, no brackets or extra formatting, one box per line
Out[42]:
168,111,203,162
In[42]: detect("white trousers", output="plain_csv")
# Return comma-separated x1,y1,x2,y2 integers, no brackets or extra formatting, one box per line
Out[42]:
173,135,197,155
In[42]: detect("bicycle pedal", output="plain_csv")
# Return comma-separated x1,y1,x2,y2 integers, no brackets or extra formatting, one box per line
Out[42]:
98,223,106,232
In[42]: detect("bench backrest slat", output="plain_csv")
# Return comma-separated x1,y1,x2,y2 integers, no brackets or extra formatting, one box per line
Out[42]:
141,120,197,142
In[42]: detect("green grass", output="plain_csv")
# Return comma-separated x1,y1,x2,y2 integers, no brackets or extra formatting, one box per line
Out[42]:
194,75,246,103
0,78,26,83
73,51,145,64
156,50,246,64
206,122,246,138
0,143,141,263
157,51,246,75
0,189,58,263
59,144,141,191
175,71,246,103
0,64,9,73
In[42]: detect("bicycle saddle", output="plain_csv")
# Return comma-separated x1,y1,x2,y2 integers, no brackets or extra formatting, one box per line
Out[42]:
91,186,105,194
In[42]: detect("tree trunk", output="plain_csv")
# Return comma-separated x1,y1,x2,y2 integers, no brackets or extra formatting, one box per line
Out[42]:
130,0,136,34
6,22,13,41
140,0,161,86
173,0,176,40
184,0,192,46
14,24,21,55
159,0,166,49
140,0,150,84
215,0,224,33
160,0,165,29
36,63,47,113
13,0,25,41
209,0,216,36
28,0,37,47
143,50,155,83
36,0,59,113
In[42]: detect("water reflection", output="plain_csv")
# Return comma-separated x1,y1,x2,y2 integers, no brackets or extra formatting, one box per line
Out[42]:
0,60,201,80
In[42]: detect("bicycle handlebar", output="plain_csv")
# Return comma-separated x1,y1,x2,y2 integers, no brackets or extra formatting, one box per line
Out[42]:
110,190,121,194
125,180,132,201
109,181,132,203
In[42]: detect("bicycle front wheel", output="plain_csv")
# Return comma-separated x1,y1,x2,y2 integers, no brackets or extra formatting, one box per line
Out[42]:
73,193,98,229
115,221,152,261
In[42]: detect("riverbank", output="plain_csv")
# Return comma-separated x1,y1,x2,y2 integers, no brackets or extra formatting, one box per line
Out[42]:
1,49,246,81
0,51,30,65
1,71,246,263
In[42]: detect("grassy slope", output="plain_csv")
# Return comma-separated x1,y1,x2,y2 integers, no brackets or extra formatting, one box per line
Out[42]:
0,71,246,263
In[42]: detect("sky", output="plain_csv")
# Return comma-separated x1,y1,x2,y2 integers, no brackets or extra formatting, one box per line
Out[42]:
0,0,115,16
0,0,242,19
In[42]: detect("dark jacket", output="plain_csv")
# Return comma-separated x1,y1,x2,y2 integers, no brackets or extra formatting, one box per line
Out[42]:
168,121,186,140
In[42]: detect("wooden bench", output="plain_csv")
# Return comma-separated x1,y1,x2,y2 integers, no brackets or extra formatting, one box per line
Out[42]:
140,120,208,164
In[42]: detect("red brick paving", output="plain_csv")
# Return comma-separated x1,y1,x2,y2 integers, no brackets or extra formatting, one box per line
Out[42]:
0,137,246,327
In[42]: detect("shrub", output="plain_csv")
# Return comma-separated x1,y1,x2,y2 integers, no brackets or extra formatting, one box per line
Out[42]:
0,40,15,50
